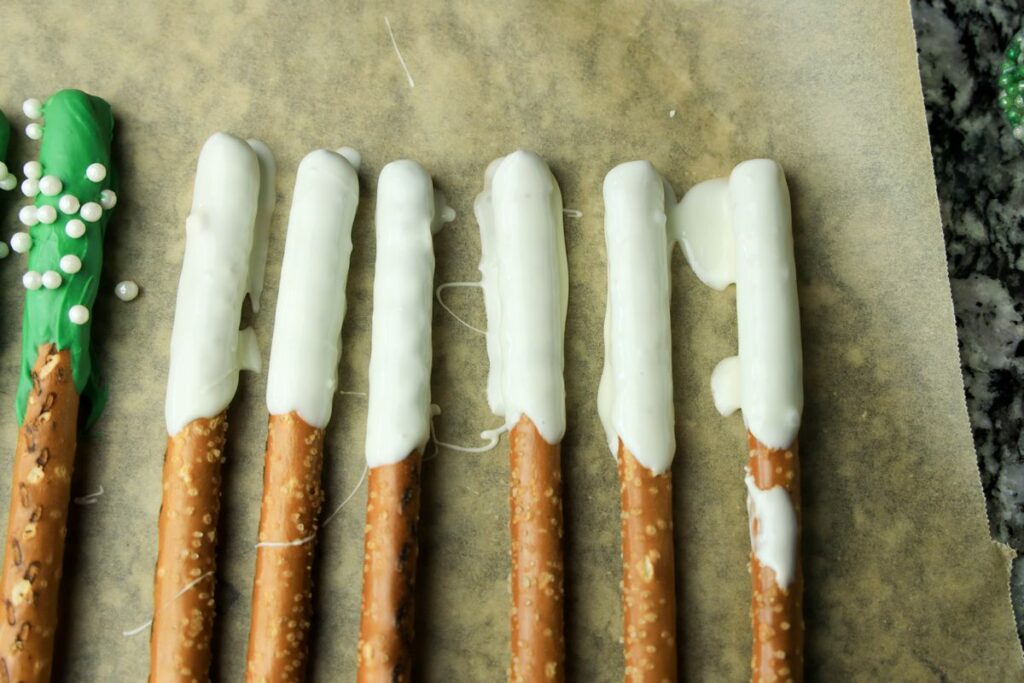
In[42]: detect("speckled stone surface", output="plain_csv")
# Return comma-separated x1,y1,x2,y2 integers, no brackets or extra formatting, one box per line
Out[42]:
912,0,1024,641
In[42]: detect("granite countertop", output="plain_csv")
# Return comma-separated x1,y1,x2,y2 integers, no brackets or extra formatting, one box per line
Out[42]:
912,0,1024,642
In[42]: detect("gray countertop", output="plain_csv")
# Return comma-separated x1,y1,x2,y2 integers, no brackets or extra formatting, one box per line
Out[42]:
912,0,1024,642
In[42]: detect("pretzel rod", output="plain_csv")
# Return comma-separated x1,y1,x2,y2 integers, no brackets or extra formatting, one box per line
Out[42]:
0,346,78,682
601,161,679,681
149,414,227,683
677,159,803,682
358,160,449,681
617,443,676,682
153,133,271,681
509,416,565,683
357,451,422,682
476,151,568,681
245,414,324,682
247,147,359,679
0,90,115,682
746,433,802,682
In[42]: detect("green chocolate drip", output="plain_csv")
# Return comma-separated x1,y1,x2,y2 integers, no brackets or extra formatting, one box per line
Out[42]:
16,90,115,425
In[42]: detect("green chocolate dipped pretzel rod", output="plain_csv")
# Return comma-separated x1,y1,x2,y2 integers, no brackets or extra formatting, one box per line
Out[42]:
0,89,114,682
12,89,116,425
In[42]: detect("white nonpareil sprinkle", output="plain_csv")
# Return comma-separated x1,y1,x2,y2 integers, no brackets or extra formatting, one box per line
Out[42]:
59,195,80,214
68,305,89,325
22,98,42,119
22,271,41,290
38,175,62,196
60,254,82,274
80,202,102,222
10,232,31,253
0,174,16,191
100,189,117,209
23,161,41,179
65,219,86,238
85,163,107,182
41,271,62,289
18,206,39,227
25,123,42,140
36,205,57,225
114,280,139,302
21,178,39,197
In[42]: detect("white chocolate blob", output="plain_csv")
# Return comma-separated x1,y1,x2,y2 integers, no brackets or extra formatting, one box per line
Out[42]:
65,219,86,238
36,205,57,224
68,305,89,325
22,98,42,119
245,139,276,313
597,161,675,474
38,175,62,196
365,160,450,468
266,149,359,427
80,202,102,222
676,159,802,449
745,476,798,589
86,163,107,182
22,271,41,290
475,150,568,444
59,254,82,274
115,280,140,301
18,206,39,227
41,270,62,289
99,189,117,209
10,232,31,253
59,195,81,214
165,132,263,436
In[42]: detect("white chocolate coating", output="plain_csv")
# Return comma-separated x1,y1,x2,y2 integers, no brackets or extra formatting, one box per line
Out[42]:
745,476,798,589
365,160,450,468
165,132,264,436
677,159,802,449
597,161,676,474
475,150,568,444
266,149,359,427
246,139,276,313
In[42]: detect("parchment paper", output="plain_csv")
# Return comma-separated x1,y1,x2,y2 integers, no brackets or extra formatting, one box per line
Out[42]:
0,1,1019,680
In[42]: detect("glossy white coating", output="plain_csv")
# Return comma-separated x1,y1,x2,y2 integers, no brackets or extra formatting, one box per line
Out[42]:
266,149,359,427
678,159,802,449
475,150,568,444
165,132,264,436
745,476,798,589
365,160,451,467
597,161,676,474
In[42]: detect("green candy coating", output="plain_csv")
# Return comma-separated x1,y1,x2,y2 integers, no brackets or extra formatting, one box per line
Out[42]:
16,90,115,425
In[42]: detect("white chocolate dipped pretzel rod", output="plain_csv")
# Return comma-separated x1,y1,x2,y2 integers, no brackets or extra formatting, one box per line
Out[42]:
599,161,678,682
676,159,804,682
476,150,568,683
151,132,273,683
247,147,360,682
358,160,452,682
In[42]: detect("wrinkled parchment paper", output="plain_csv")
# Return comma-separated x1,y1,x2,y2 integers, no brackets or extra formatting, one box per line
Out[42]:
0,1,1020,680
